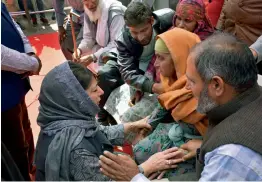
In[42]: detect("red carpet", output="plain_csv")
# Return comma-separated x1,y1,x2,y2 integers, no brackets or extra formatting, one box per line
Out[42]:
26,32,66,142
28,32,61,56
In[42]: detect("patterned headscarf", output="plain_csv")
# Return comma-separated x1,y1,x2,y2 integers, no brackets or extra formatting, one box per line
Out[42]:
173,0,214,40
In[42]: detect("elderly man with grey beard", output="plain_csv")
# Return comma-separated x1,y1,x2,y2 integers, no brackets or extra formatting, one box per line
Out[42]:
72,0,126,66
98,33,262,181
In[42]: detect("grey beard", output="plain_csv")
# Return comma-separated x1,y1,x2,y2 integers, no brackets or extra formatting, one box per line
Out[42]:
85,0,103,22
87,9,101,22
197,85,218,114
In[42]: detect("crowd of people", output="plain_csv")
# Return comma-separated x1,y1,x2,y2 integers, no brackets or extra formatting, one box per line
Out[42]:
1,0,262,181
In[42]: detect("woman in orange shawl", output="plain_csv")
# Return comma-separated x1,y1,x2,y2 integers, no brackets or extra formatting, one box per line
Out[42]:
133,28,208,177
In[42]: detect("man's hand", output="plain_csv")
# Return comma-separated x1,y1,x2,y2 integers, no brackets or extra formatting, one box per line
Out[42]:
58,26,66,42
140,147,184,176
31,54,42,75
72,48,82,61
76,54,94,67
152,83,164,94
99,151,139,181
180,139,202,160
26,53,42,75
21,71,34,79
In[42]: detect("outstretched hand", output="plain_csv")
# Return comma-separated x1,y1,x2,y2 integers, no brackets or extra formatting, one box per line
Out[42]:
180,139,202,160
124,117,152,144
99,151,139,181
140,147,184,177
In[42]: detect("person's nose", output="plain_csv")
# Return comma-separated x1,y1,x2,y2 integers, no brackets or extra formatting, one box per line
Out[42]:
98,86,104,96
177,20,185,29
138,34,146,42
154,58,160,68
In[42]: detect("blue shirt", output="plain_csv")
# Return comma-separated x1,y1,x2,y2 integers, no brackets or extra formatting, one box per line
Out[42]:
200,144,262,181
132,144,262,181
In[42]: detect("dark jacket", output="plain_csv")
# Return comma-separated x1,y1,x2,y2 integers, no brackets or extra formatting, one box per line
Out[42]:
1,3,31,112
116,8,175,93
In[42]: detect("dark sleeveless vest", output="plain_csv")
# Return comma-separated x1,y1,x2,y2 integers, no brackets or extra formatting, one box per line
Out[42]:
196,85,262,178
1,3,31,112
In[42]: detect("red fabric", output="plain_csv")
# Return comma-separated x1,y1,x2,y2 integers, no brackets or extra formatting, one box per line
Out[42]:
204,0,224,27
114,142,134,157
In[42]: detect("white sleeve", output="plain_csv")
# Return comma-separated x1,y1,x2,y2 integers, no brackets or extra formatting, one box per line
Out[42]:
131,173,151,182
78,13,96,54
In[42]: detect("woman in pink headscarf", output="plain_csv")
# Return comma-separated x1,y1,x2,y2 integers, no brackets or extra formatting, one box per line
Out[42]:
173,0,214,40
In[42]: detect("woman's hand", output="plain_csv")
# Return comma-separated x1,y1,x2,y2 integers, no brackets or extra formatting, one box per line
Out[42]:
123,118,152,144
140,147,184,177
152,83,164,94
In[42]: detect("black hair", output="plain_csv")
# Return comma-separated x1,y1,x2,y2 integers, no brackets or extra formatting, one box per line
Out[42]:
68,61,93,90
190,33,258,93
124,1,152,27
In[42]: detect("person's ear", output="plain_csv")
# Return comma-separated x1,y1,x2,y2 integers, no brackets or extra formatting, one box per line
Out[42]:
150,16,154,25
210,76,225,97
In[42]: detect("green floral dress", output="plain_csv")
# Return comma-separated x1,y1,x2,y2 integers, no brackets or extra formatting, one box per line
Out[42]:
133,103,202,178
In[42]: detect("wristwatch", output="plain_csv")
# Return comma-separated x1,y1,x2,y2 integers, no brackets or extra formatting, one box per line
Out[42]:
138,165,145,175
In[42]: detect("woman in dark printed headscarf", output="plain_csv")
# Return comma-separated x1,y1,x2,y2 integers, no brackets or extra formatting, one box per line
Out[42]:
173,0,214,40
